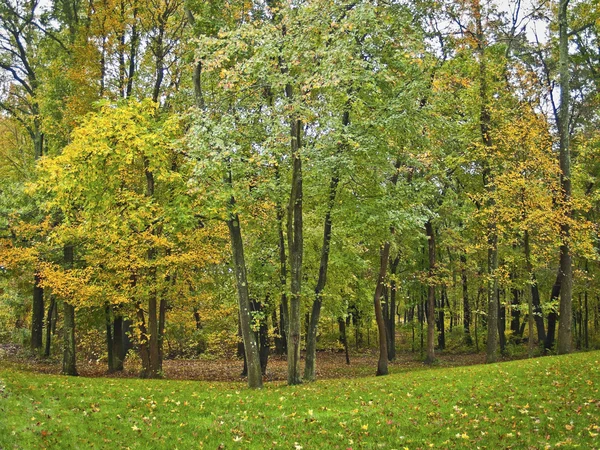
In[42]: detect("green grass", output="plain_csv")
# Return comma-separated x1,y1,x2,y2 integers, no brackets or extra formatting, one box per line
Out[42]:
1,352,599,449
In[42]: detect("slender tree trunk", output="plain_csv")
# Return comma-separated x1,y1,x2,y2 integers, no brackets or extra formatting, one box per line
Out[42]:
388,256,399,360
511,286,521,336
304,172,339,381
461,254,472,345
545,269,562,352
337,317,350,365
158,298,167,368
557,0,573,355
31,273,44,352
276,182,288,355
425,221,436,363
62,245,77,376
374,242,391,376
227,211,262,388
44,296,55,357
524,230,546,343
106,304,115,372
498,291,506,353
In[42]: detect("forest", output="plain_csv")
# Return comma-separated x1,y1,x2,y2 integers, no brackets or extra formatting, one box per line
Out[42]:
0,0,599,391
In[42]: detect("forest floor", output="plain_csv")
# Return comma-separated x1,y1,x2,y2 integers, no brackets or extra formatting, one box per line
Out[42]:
0,343,524,382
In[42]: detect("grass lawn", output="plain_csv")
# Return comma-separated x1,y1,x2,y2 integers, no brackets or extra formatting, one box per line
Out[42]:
0,351,599,449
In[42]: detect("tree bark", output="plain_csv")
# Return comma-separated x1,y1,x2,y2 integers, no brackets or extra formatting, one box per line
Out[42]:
113,315,125,371
374,242,391,376
556,0,573,355
227,205,262,388
337,317,350,365
461,253,472,345
287,115,303,386
31,273,44,352
425,221,436,364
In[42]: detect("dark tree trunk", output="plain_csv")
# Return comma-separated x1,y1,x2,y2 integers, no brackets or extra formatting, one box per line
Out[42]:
461,254,472,345
276,169,288,355
287,116,303,386
374,242,391,376
227,207,262,388
511,287,521,336
524,230,546,343
113,315,125,371
337,317,350,365
498,291,506,353
545,268,562,352
31,274,44,352
438,286,447,351
158,298,167,367
425,220,436,364
106,305,115,372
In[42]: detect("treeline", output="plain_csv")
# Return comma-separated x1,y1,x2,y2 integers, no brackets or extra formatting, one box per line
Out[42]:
0,0,599,388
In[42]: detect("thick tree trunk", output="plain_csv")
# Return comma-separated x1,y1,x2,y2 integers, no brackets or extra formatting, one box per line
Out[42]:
425,221,436,364
62,245,77,376
227,205,262,388
287,116,303,386
374,242,391,376
113,315,125,371
556,0,573,355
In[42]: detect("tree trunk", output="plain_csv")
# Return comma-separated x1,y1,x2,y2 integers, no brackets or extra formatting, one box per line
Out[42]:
374,242,391,376
461,254,472,345
387,256,399,361
556,0,573,355
524,230,546,343
545,268,562,352
498,291,506,353
287,115,303,386
425,221,436,364
44,296,56,357
31,273,44,352
511,287,521,336
113,315,125,371
337,317,350,365
106,305,115,373
227,212,262,388
62,245,77,376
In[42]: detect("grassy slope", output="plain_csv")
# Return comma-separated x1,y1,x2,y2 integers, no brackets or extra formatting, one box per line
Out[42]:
0,352,599,450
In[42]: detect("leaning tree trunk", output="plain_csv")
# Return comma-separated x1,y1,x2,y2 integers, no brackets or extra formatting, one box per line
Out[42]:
374,242,391,376
556,0,573,355
304,173,339,381
227,205,263,389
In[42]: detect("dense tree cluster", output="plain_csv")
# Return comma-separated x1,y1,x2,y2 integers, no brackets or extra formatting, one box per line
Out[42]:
1,0,599,388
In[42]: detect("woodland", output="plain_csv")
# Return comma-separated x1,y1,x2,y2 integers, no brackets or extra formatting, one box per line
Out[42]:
0,0,599,391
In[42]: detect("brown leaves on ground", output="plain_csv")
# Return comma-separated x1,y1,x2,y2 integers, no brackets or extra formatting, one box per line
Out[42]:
2,346,489,382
